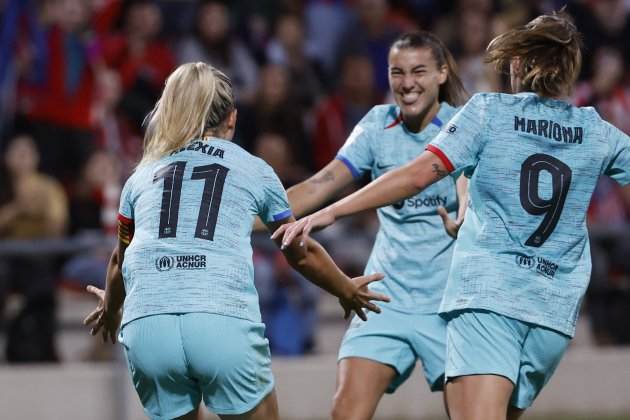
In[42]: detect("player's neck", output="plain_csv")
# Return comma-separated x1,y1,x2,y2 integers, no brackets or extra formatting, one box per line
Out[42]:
403,101,440,133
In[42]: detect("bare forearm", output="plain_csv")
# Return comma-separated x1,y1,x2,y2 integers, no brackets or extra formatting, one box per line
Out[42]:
104,248,126,315
285,239,353,300
288,161,354,218
327,152,447,220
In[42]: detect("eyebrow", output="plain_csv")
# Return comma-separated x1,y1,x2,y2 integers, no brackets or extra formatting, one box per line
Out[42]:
390,64,427,72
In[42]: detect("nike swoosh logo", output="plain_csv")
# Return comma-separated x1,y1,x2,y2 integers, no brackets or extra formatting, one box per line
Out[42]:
376,163,395,170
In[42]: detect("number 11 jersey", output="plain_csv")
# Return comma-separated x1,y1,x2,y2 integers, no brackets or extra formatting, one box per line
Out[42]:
428,92,630,337
118,138,291,327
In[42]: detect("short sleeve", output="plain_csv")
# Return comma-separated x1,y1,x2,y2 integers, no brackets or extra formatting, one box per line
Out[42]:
259,163,292,223
336,119,374,179
118,174,135,220
603,121,630,186
427,93,488,174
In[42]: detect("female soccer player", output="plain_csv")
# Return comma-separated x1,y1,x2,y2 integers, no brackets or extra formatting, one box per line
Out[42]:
275,11,630,420
83,62,388,420
267,32,468,420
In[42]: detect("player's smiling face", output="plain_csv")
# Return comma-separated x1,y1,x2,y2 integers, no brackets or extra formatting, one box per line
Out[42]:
388,47,447,122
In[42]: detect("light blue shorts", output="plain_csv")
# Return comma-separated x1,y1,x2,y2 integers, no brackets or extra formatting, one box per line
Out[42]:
338,304,447,393
118,313,274,419
444,309,571,409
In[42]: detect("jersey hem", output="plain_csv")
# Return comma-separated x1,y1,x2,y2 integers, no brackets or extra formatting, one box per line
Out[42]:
439,304,575,338
121,310,262,328
335,155,362,179
271,209,292,222
426,144,455,172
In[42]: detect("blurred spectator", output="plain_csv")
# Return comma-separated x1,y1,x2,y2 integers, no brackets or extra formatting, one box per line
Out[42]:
92,68,142,176
573,46,630,134
266,13,326,109
236,63,311,170
303,0,354,77
67,150,121,236
252,234,320,356
311,54,381,170
16,0,100,185
253,132,309,186
587,177,630,345
60,151,121,326
0,0,41,141
451,9,501,94
0,134,68,362
177,0,259,104
567,0,630,80
229,0,284,65
338,0,404,95
101,0,175,130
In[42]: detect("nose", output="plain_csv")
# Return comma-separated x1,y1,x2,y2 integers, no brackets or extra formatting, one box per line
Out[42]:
401,74,415,90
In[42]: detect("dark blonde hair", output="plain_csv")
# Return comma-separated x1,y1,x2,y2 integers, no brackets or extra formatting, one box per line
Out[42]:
486,10,582,98
140,62,234,165
390,31,469,106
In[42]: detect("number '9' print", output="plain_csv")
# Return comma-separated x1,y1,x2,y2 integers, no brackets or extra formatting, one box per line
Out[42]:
153,161,229,241
519,154,572,247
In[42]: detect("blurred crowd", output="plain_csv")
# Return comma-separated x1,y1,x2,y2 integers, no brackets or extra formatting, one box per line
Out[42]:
0,0,629,362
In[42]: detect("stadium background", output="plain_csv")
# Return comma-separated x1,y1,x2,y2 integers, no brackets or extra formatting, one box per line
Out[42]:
0,0,629,418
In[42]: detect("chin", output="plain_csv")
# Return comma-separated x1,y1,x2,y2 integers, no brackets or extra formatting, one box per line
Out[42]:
400,104,422,118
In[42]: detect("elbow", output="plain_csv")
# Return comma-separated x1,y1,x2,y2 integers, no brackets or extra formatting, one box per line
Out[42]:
283,248,310,271
409,166,428,194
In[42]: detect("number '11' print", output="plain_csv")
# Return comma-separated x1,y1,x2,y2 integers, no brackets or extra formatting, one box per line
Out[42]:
153,161,229,241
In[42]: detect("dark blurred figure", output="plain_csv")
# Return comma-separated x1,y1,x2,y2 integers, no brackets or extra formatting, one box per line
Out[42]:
61,150,121,315
587,177,630,345
338,0,403,95
311,54,381,170
253,132,309,186
0,134,68,362
67,150,122,236
303,0,354,79
450,9,500,94
0,0,41,142
266,13,325,109
252,131,318,355
177,0,259,104
573,46,630,135
236,64,311,170
91,68,142,176
101,0,175,130
16,0,100,186
567,0,630,80
252,236,320,356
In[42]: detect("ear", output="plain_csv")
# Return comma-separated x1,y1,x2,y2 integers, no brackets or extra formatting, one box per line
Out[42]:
226,109,237,130
438,64,448,85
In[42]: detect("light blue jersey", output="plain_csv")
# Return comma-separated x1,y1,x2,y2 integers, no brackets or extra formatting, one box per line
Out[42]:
429,92,630,337
118,138,291,326
338,103,460,313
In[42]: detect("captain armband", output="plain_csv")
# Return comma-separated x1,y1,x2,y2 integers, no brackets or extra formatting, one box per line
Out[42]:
117,214,135,245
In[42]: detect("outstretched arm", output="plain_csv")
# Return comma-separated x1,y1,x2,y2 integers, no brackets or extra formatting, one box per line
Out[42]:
84,215,133,343
266,216,389,320
253,160,355,231
274,151,450,246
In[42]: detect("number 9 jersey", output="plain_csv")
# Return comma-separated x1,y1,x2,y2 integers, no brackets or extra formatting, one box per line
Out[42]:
428,92,630,337
117,138,291,327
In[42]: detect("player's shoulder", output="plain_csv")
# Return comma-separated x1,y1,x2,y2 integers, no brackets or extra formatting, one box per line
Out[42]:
359,104,401,131
438,101,459,120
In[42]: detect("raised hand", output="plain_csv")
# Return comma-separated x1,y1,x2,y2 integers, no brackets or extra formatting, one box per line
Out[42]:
339,273,390,321
83,285,121,344
437,206,463,239
272,208,336,249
